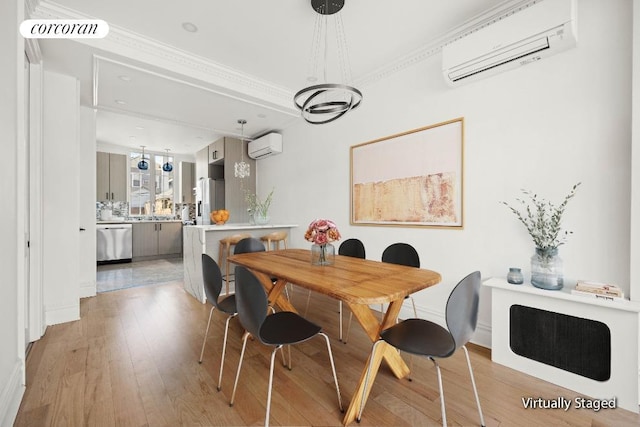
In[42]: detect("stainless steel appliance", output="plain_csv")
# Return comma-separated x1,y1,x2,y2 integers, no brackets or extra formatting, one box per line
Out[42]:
195,178,225,225
97,223,133,263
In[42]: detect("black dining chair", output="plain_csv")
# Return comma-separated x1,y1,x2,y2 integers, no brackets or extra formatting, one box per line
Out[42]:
356,271,486,427
233,236,266,254
199,254,237,392
381,242,420,318
229,266,343,427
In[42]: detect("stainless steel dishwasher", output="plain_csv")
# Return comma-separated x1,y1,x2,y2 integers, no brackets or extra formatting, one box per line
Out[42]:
97,223,133,263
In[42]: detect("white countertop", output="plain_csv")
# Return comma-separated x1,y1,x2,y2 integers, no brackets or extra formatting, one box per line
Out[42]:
186,223,297,231
97,219,184,224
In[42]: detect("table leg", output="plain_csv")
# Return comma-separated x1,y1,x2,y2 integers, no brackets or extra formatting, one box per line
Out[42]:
342,299,409,425
252,273,296,312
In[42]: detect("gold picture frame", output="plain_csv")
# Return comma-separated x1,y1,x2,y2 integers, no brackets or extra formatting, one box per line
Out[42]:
350,117,464,228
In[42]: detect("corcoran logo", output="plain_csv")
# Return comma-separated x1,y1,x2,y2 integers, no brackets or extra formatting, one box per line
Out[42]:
20,19,109,39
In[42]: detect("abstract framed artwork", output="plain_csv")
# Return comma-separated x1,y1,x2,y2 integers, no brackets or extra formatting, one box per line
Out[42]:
350,117,464,228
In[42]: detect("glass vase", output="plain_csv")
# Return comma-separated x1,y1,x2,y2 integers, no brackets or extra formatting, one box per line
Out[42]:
254,213,270,225
311,243,335,266
530,247,563,290
507,267,524,285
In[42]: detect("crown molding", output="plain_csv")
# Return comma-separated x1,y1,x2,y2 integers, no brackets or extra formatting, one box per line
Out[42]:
355,0,540,87
32,0,297,113
33,0,540,99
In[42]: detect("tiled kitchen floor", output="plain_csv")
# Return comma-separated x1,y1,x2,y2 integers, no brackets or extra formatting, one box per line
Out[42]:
96,257,183,293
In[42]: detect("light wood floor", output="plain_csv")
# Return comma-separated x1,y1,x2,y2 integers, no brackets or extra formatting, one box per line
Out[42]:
15,280,640,426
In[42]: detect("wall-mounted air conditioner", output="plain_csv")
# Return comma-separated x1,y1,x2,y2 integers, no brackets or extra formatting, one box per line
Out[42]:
442,0,577,86
248,132,282,159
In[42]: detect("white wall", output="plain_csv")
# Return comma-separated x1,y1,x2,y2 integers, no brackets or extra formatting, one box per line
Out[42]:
0,0,26,424
42,71,80,325
79,107,97,298
258,0,633,346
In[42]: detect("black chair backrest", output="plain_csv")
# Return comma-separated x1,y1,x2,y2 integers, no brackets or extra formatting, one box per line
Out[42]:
446,271,481,352
234,266,268,342
381,243,420,268
202,254,224,307
234,237,266,254
338,238,366,259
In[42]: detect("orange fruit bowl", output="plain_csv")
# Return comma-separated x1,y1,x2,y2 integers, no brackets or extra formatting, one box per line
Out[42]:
210,209,230,225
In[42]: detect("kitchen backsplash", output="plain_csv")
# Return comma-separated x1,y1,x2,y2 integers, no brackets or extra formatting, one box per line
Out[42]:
96,201,195,221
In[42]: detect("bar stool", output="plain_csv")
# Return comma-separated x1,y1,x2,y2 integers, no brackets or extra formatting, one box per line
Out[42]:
218,233,252,295
260,231,288,251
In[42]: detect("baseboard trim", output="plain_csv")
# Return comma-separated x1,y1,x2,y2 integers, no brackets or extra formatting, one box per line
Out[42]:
0,360,25,427
45,302,79,326
79,280,96,298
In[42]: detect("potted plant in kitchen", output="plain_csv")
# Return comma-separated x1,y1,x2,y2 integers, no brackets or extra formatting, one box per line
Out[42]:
245,188,274,225
502,182,580,290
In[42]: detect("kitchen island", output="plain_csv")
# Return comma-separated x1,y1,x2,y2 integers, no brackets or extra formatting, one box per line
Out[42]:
183,223,298,303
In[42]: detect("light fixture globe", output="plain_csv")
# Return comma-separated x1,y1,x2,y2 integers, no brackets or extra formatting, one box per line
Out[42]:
162,148,173,172
138,145,149,170
234,119,250,179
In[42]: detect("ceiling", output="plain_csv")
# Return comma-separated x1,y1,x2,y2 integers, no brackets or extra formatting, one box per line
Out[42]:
30,0,511,155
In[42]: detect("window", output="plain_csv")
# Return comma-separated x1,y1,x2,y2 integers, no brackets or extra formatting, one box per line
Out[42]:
129,150,174,216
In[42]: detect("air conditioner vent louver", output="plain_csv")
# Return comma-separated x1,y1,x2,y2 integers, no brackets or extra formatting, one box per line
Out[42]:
248,133,282,160
442,0,576,86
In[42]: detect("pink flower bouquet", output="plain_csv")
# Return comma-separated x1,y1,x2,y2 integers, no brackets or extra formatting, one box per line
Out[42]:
304,219,341,245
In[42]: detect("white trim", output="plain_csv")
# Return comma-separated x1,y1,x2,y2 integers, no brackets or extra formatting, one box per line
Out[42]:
79,281,96,299
44,303,80,326
0,361,25,427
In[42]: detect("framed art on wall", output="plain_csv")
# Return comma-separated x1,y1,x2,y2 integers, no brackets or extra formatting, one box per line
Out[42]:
350,117,464,228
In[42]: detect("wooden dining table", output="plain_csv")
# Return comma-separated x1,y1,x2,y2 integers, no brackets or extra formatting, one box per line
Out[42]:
227,248,442,425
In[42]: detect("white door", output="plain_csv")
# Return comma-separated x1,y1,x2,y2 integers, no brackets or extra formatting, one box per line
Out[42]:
23,52,31,350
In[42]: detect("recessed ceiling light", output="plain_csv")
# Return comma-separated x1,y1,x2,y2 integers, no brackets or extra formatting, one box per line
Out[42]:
118,75,131,82
181,22,198,33
115,99,126,105
135,126,144,130
307,76,318,83
257,113,267,119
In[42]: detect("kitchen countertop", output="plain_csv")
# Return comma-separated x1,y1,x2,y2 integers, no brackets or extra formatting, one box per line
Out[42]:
186,223,298,231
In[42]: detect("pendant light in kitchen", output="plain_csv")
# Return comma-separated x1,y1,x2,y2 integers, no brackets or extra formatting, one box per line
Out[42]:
137,145,149,170
162,148,173,172
234,119,250,179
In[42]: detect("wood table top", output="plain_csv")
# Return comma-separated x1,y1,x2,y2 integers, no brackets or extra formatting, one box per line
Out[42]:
228,248,442,305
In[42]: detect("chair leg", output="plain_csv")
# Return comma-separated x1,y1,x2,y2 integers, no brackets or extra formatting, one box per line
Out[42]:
319,332,343,412
199,306,216,363
356,340,384,422
343,312,353,344
339,301,343,342
230,331,250,407
430,357,447,427
217,313,237,391
265,345,283,427
462,345,486,427
304,290,312,317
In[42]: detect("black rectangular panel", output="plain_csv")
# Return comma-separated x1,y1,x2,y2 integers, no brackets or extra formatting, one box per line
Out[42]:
509,305,611,381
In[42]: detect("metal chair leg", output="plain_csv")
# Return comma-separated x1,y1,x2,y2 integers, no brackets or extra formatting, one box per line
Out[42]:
462,345,486,427
319,332,343,412
343,312,353,344
265,345,282,427
431,357,447,427
339,301,343,341
217,313,237,391
356,340,384,422
230,332,250,407
199,306,216,363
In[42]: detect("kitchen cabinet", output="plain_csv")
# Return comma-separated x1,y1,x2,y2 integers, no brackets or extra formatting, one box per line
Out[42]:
178,161,195,203
97,151,127,201
208,138,224,164
195,146,208,181
132,222,182,258
222,137,256,223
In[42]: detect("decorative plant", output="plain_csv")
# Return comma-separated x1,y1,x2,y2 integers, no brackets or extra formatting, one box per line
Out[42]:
245,188,274,218
304,219,341,245
502,182,581,251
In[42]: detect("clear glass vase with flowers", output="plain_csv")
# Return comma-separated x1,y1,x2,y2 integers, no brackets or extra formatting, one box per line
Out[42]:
304,219,341,265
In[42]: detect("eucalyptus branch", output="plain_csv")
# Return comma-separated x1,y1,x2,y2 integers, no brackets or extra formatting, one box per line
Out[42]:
502,182,581,250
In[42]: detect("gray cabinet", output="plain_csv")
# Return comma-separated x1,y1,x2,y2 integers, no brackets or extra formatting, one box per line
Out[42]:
96,152,127,202
132,222,182,258
195,146,209,181
208,139,224,164
178,161,195,203
222,137,256,224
